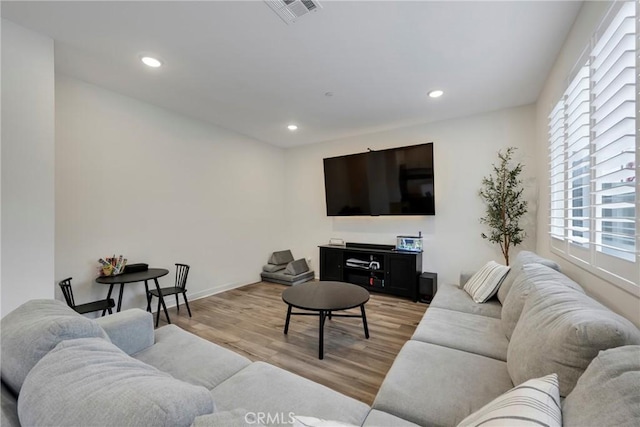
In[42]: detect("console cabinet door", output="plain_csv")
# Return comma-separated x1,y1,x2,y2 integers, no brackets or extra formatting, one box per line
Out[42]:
386,254,417,298
320,247,343,281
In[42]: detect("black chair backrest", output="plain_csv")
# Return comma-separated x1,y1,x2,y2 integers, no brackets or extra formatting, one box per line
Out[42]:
58,277,75,308
175,264,190,290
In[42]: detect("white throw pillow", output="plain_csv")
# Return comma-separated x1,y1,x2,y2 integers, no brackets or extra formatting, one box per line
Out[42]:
457,374,561,427
463,261,510,303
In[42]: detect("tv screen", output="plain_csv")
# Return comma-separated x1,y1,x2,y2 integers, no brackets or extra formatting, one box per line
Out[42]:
323,152,371,215
323,143,435,216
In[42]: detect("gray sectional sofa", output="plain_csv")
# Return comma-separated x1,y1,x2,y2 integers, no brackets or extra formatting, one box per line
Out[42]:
2,251,639,426
373,251,640,426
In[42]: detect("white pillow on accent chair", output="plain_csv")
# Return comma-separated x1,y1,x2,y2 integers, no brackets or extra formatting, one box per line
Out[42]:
463,261,510,303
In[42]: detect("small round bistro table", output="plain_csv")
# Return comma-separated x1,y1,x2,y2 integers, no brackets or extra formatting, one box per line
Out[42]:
282,281,370,359
96,268,170,321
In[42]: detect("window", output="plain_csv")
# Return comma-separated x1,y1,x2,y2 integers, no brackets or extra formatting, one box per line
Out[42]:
548,1,638,290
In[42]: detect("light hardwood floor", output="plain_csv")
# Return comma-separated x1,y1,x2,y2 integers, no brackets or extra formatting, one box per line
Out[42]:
156,281,427,405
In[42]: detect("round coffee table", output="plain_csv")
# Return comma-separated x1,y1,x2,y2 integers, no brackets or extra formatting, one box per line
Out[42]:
282,281,370,359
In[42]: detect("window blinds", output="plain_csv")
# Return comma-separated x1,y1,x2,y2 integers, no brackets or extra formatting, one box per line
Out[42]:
591,2,636,262
547,1,637,288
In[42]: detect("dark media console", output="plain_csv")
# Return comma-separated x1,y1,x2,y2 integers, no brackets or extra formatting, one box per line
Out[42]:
319,243,422,301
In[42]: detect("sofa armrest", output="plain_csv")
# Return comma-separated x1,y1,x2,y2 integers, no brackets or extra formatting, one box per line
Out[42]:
459,271,475,288
95,309,154,355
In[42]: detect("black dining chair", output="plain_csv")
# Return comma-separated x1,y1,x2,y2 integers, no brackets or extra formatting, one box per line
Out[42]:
58,277,115,317
148,263,192,326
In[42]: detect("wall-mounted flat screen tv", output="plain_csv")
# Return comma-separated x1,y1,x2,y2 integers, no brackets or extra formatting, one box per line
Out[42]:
323,143,435,216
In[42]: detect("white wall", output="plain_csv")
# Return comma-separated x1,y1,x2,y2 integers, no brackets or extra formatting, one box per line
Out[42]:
535,1,640,327
1,16,3,317
1,19,55,316
284,105,537,286
55,75,286,312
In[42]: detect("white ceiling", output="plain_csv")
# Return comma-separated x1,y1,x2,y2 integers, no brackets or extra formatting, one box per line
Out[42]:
2,1,582,147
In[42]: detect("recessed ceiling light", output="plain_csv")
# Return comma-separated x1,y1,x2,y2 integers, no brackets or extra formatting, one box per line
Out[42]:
287,124,298,131
428,90,444,98
141,56,163,68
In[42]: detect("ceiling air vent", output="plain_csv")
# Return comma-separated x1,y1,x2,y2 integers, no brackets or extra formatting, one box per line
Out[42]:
265,0,322,24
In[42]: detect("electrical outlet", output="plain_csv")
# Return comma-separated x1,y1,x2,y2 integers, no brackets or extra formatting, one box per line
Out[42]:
306,257,312,265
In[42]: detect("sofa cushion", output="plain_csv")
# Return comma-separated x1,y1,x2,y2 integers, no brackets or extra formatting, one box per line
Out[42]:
362,409,420,427
134,324,251,390
192,409,266,427
497,251,560,304
373,341,513,426
463,261,510,303
18,337,214,427
0,299,109,394
562,345,640,427
293,416,357,427
507,283,640,397
429,283,502,319
263,263,287,273
457,374,561,427
501,263,583,340
269,250,294,265
261,269,315,285
1,381,19,427
210,362,370,426
95,308,154,355
411,307,509,361
284,258,310,275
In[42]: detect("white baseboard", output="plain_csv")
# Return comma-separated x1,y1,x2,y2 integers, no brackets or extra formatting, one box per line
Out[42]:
154,280,252,310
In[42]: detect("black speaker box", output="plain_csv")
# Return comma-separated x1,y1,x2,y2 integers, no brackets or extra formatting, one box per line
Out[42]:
419,272,438,303
346,242,395,251
123,263,149,274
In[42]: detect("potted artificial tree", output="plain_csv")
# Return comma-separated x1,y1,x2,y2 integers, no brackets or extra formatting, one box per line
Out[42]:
479,147,528,266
